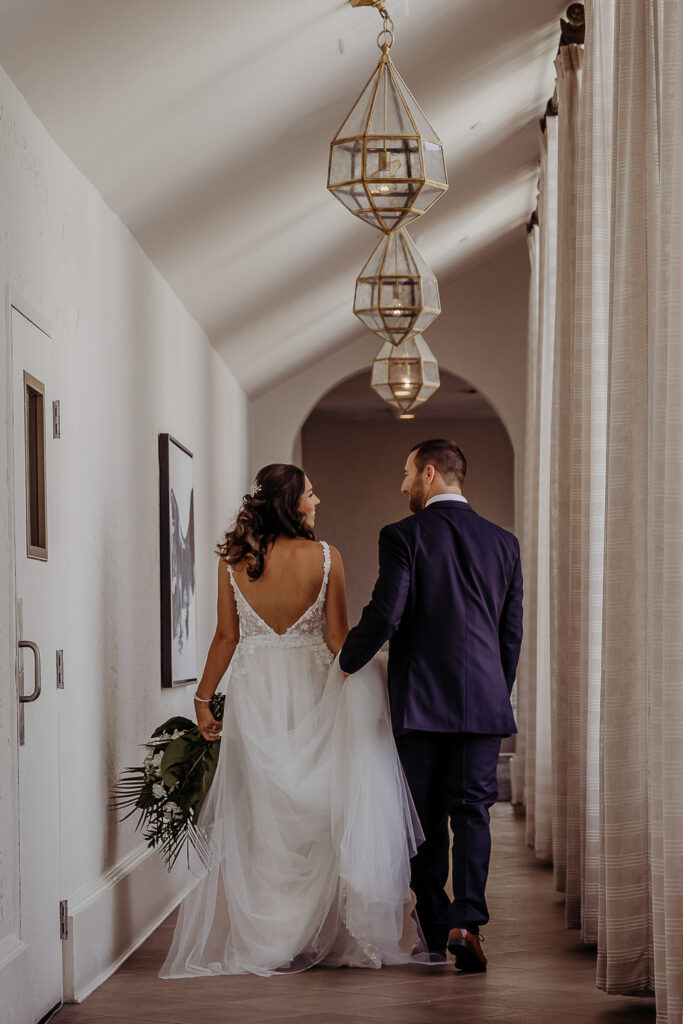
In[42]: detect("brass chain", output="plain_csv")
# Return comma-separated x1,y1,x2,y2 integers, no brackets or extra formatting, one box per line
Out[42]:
376,3,395,51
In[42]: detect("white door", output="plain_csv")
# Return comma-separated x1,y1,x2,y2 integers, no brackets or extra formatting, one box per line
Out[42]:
1,307,62,1023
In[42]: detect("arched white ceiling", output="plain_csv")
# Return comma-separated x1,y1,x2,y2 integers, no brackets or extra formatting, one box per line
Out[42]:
0,0,565,395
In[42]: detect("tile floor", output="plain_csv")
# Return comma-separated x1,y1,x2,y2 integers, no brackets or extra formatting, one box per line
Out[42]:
52,803,656,1024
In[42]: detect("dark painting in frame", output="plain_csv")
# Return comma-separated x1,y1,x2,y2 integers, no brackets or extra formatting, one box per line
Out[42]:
159,433,197,687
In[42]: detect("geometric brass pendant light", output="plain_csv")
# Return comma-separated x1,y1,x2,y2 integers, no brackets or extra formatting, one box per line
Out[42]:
327,7,448,233
354,228,441,346
370,334,441,417
329,0,446,418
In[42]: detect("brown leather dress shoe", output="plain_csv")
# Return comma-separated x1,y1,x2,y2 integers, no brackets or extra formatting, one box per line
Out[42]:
447,928,487,972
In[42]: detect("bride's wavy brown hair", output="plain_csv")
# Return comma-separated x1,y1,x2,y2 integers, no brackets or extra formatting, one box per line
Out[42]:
217,464,314,581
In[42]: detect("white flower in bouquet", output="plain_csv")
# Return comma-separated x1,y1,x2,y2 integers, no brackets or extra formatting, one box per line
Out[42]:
152,782,167,799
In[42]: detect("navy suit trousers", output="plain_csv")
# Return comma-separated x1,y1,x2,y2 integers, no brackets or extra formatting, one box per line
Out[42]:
395,731,502,950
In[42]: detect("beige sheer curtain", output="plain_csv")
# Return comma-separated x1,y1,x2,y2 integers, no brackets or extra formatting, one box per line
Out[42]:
511,223,537,811
648,4,683,1018
571,0,613,946
599,0,683,1015
598,0,658,999
548,5,613,943
516,117,558,863
518,1,683,1018
548,43,582,904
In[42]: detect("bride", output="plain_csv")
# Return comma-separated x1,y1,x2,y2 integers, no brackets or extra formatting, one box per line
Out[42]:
159,463,428,978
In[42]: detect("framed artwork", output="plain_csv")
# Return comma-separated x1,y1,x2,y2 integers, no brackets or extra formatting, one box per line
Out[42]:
159,434,197,687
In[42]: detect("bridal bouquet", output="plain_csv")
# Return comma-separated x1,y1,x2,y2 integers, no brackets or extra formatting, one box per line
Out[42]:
111,693,224,870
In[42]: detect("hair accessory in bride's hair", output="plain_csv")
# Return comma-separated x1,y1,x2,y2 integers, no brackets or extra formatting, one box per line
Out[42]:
251,481,262,496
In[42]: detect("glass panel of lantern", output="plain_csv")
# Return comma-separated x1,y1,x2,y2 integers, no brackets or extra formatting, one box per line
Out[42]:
422,141,448,183
354,228,440,346
328,50,448,232
371,335,441,414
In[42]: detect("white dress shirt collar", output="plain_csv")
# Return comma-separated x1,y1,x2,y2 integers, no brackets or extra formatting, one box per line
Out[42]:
425,493,468,507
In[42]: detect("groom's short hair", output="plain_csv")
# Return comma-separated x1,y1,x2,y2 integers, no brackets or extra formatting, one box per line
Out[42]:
411,439,467,487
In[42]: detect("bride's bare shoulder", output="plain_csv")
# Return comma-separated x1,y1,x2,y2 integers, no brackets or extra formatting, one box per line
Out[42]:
279,536,321,549
300,538,341,560
298,539,344,572
268,537,319,560
299,538,342,559
291,537,326,558
277,538,337,568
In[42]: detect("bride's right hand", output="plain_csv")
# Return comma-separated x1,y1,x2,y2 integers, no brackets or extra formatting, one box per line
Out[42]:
196,704,222,742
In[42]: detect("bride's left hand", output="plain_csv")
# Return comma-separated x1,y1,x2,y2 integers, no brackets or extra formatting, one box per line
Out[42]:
196,704,222,742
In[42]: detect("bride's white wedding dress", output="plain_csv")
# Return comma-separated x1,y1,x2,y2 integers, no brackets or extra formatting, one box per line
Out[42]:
159,541,426,978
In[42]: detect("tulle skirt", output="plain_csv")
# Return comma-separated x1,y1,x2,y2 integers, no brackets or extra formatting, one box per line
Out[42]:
159,645,427,977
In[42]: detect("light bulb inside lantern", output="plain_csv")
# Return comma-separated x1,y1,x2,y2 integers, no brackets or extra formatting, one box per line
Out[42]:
393,368,417,397
369,149,399,196
387,281,404,316
372,179,398,196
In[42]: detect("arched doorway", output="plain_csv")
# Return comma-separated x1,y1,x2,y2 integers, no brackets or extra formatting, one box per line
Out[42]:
301,368,515,624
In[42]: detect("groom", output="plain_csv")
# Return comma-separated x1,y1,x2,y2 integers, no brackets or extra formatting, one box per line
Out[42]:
339,439,523,972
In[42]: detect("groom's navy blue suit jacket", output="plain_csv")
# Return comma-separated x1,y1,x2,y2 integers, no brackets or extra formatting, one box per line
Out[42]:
339,501,523,736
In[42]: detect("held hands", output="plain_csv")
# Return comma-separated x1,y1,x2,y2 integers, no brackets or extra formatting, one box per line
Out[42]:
195,700,223,742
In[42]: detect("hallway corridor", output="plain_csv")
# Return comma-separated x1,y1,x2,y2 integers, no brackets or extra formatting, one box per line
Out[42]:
52,804,656,1024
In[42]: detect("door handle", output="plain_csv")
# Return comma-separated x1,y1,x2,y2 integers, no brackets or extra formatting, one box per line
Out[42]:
18,640,42,703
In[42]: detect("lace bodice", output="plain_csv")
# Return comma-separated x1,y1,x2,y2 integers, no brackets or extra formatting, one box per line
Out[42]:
228,541,331,652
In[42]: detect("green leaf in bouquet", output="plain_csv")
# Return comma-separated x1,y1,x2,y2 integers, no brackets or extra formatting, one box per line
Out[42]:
192,742,221,820
160,732,196,783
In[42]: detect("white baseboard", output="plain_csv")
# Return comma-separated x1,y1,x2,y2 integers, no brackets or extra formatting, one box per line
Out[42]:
62,844,198,1003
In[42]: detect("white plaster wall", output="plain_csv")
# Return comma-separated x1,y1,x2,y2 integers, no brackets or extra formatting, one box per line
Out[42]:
302,415,514,625
250,237,529,518
0,62,248,998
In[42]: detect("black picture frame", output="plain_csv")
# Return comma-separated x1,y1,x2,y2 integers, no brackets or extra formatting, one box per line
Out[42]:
159,433,197,688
